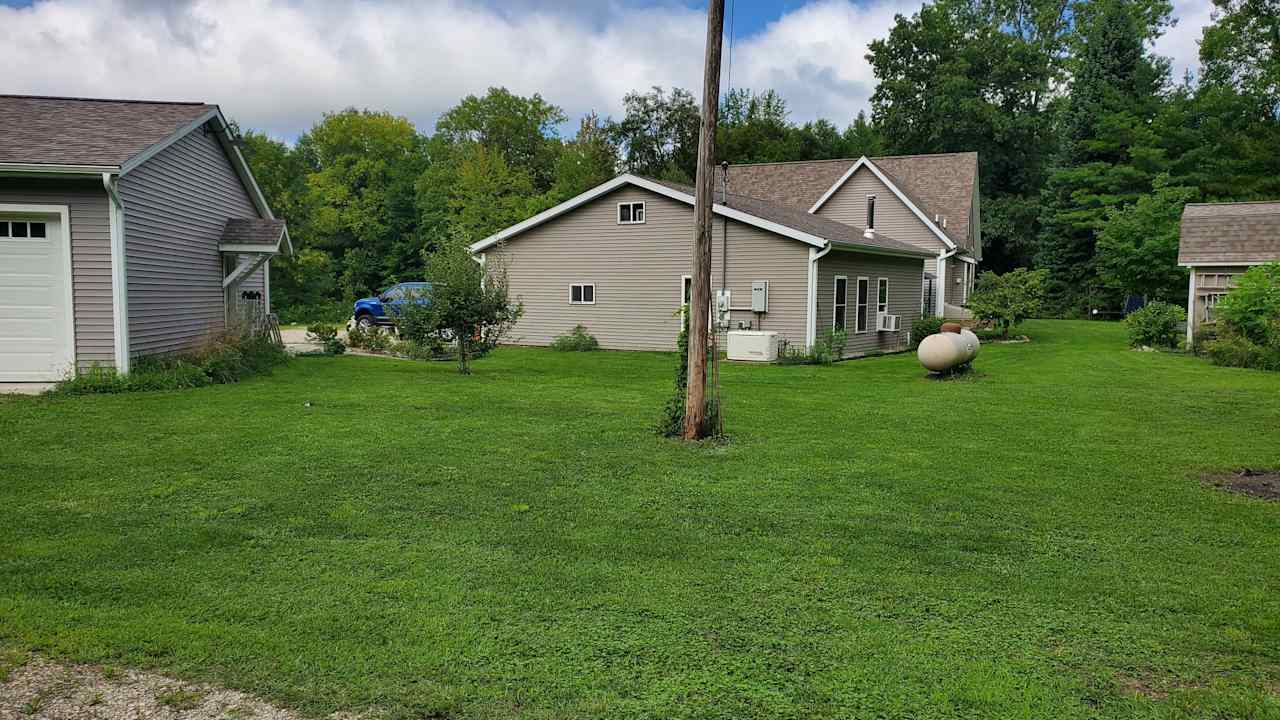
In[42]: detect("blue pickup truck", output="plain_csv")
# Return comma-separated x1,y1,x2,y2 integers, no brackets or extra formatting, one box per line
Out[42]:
352,282,433,329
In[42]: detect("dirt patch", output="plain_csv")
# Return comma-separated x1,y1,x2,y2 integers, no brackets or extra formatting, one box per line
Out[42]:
1204,468,1280,501
0,653,363,720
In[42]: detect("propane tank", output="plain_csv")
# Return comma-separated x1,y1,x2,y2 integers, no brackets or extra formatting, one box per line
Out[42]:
917,325,980,372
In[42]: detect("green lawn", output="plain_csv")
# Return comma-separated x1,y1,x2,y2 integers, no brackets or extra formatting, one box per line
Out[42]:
1,320,1278,719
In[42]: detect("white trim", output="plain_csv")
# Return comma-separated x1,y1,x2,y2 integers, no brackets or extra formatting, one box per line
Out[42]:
468,174,828,253
218,242,283,254
866,194,876,230
808,157,958,250
877,277,889,318
569,282,596,305
616,200,646,225
935,249,957,316
957,255,978,264
0,203,75,381
805,242,833,349
832,274,848,331
223,253,272,289
1186,270,1197,347
854,276,870,334
1178,261,1261,267
102,174,131,374
0,162,119,176
264,257,271,314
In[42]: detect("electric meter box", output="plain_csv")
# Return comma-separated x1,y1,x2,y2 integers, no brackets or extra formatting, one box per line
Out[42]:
751,281,768,312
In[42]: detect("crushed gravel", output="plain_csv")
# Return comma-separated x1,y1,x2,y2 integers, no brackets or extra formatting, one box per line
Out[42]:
0,653,359,720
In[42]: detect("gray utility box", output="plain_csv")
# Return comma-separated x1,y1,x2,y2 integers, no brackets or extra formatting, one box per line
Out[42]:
751,281,769,312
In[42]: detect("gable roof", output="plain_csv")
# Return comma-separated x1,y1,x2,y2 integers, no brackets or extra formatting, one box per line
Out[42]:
468,174,934,259
1179,201,1280,265
0,94,275,221
717,152,978,249
0,95,218,168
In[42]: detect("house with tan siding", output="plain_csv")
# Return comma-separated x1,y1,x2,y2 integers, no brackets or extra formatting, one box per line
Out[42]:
0,95,289,383
1179,201,1280,345
471,153,979,356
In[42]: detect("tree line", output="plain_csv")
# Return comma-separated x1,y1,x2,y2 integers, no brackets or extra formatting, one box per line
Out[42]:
243,0,1280,321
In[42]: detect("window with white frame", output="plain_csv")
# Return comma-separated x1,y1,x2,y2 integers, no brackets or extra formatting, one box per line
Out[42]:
877,278,889,317
681,275,692,306
617,201,646,225
0,220,47,239
570,283,595,304
833,275,848,330
866,195,876,229
855,277,870,333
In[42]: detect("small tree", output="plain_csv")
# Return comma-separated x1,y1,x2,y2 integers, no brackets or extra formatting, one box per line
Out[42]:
1095,175,1196,302
968,268,1048,338
421,231,522,374
1215,262,1280,345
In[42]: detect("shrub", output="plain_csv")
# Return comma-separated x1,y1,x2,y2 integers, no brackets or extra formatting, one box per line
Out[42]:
391,339,453,361
347,325,392,352
656,310,720,438
910,316,944,348
1214,262,1280,345
1205,318,1280,371
550,325,600,352
776,330,846,365
394,295,437,346
51,331,286,395
968,268,1048,338
305,323,345,355
1124,301,1186,349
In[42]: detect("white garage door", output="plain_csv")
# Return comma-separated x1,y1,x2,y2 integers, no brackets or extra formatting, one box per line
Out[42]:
0,214,74,382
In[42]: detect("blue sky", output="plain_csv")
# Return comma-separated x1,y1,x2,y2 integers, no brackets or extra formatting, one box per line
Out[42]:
0,0,1213,141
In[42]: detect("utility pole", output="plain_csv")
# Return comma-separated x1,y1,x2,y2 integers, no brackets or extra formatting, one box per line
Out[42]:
683,0,725,440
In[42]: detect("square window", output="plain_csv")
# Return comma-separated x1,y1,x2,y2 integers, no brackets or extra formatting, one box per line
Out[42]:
618,202,646,225
29,222,46,238
11,221,27,238
570,283,595,304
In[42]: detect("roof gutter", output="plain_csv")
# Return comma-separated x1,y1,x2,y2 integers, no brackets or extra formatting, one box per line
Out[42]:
0,162,119,177
805,241,835,349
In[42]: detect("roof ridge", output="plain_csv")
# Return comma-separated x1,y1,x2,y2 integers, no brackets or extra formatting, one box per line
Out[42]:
0,93,210,107
870,151,977,160
723,151,978,169
1185,200,1280,207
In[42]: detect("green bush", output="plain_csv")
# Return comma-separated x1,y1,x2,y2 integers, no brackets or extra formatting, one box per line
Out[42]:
656,311,720,438
550,325,600,352
1124,301,1186,349
277,301,350,326
1205,319,1280,371
391,339,453,361
776,329,846,365
1214,262,1280,345
347,325,393,353
910,316,944,348
969,268,1048,338
51,331,286,395
305,323,345,355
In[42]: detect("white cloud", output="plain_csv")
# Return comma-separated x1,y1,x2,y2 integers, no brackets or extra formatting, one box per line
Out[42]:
1152,0,1215,83
0,0,1221,141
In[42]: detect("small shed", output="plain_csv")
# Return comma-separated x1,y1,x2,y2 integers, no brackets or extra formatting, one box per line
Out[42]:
1179,201,1280,344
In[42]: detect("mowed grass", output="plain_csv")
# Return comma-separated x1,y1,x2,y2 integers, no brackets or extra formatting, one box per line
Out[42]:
1,320,1278,719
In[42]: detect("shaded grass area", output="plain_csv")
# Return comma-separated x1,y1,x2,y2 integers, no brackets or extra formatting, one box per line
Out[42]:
1,321,1278,719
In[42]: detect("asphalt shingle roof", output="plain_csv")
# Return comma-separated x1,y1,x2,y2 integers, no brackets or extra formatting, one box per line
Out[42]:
650,178,934,258
220,219,287,247
715,152,979,249
1179,201,1280,265
0,95,217,167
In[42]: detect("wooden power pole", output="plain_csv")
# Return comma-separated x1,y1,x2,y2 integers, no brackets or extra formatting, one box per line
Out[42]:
683,0,726,440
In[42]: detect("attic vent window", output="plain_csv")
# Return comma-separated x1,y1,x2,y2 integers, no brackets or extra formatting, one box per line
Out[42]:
866,195,876,229
617,201,645,225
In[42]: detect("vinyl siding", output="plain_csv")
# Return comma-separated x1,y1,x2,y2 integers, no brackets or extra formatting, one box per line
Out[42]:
816,250,923,357
0,178,115,370
119,124,262,356
815,166,947,255
945,257,969,306
484,186,811,351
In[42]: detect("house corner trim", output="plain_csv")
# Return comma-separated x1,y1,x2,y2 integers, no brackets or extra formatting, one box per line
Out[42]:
103,172,130,374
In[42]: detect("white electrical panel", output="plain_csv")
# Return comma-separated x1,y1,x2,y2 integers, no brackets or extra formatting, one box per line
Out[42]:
751,281,768,312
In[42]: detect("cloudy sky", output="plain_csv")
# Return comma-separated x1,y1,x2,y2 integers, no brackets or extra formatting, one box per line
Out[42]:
0,0,1216,141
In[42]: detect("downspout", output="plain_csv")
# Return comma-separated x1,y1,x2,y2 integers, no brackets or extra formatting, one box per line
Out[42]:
805,240,834,349
102,172,130,374
935,247,958,317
